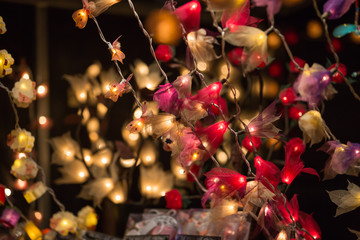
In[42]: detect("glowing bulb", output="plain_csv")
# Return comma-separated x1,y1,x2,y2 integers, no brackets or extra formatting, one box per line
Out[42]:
115,195,122,201
101,157,109,165
38,116,47,126
37,84,48,97
89,132,99,142
22,73,30,79
192,153,199,161
105,181,112,189
14,179,27,190
220,185,226,191
4,188,11,196
146,185,152,191
129,133,139,141
355,150,360,154
17,152,27,159
179,169,185,174
197,61,207,71
60,219,69,227
134,108,143,119
34,211,42,221
78,171,85,178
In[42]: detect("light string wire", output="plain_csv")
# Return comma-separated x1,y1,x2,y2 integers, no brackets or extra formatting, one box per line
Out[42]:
126,0,169,83
0,82,20,129
0,80,67,215
90,16,142,108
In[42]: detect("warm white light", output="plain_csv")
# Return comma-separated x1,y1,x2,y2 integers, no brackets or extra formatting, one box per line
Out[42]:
134,108,143,119
37,84,48,97
89,132,99,142
18,152,27,159
97,103,108,118
38,116,47,126
22,73,30,79
101,157,109,165
197,61,207,71
78,171,85,178
34,211,42,221
14,179,28,190
216,150,228,165
5,188,11,196
87,118,100,132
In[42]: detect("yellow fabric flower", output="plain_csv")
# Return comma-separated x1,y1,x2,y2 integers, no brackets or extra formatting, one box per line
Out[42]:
298,110,330,146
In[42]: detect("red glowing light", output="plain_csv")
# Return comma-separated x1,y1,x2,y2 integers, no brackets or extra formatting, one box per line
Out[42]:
328,63,347,83
288,104,306,120
242,136,262,152
174,0,201,33
279,87,297,106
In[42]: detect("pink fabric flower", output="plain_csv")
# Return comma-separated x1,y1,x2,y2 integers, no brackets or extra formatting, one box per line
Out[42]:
153,83,182,115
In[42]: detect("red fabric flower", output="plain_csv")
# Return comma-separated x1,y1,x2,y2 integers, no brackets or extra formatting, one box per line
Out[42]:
279,87,297,106
0,185,5,205
242,135,262,152
165,189,182,210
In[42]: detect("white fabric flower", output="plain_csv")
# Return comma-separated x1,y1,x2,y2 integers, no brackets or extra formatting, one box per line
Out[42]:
50,211,78,236
49,132,80,165
11,157,38,180
11,77,36,108
187,28,219,62
298,110,330,146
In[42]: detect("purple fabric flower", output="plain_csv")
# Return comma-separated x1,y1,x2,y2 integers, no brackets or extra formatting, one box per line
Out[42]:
247,101,281,138
252,0,282,21
323,0,356,19
319,141,360,174
293,63,331,108
153,83,182,115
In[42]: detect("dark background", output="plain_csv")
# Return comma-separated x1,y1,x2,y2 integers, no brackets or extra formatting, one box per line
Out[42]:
0,0,360,239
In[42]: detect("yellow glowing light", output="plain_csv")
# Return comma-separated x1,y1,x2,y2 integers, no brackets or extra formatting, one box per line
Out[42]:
87,118,100,132
307,20,323,39
34,211,42,221
38,116,47,126
267,32,282,50
105,181,113,189
60,219,69,227
197,61,208,71
276,230,288,240
220,185,226,191
78,171,85,178
192,153,199,161
120,158,136,168
13,159,22,168
18,152,27,159
97,103,108,118
89,132,99,142
216,150,228,165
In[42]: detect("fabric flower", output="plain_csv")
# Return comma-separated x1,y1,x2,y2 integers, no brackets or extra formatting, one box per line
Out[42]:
174,0,201,33
55,161,89,184
319,141,360,175
293,63,332,108
111,36,125,63
0,49,14,78
0,16,6,34
131,60,163,91
77,206,98,231
254,156,281,189
242,181,275,212
247,101,281,138
153,83,181,115
187,28,219,62
126,102,152,133
202,167,247,207
105,73,133,102
252,0,282,21
279,87,297,105
298,110,330,146
327,181,360,216
288,103,307,120
49,132,80,165
221,0,261,31
11,77,36,108
7,128,35,153
172,74,192,99
77,178,114,207
298,211,322,240
145,113,177,138
50,211,78,236
72,0,120,29
273,194,299,224
323,0,356,19
281,156,319,185
165,189,183,209
285,138,306,162
10,157,38,180
224,25,268,73
155,45,173,62
242,135,262,152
